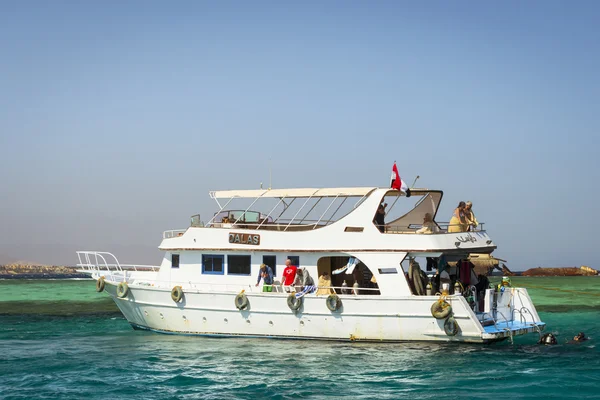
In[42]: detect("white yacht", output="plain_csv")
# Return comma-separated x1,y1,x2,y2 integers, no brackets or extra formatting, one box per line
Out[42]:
78,186,545,343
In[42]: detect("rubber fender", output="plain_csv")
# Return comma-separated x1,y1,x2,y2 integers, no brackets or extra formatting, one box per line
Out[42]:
117,282,129,298
96,277,105,293
287,294,303,311
431,300,452,319
235,292,249,310
326,294,342,312
171,286,183,303
444,316,459,336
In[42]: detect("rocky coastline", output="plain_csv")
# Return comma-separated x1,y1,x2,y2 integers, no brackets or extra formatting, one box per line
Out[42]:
0,264,89,279
520,266,598,277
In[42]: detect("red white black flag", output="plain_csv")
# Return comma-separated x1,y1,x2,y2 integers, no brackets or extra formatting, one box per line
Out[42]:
390,162,411,197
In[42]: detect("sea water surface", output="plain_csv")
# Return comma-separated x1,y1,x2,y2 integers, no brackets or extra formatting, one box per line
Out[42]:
1,277,599,399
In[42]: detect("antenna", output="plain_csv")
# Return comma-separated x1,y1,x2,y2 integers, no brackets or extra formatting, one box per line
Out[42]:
411,175,420,188
269,158,272,190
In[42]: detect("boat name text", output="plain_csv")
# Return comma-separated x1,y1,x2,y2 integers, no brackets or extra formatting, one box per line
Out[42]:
229,233,261,245
456,233,477,243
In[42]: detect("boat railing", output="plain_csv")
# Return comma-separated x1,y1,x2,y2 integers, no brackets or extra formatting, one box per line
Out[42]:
123,277,381,295
76,251,160,275
385,222,485,234
206,221,331,231
163,229,187,239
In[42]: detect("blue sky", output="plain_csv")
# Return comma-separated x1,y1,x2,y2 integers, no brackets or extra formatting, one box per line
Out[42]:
1,1,598,269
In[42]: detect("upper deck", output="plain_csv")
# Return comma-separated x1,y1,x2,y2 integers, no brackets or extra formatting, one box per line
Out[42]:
160,187,494,254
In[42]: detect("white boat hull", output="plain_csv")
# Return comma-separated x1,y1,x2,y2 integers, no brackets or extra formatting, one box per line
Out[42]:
104,283,544,343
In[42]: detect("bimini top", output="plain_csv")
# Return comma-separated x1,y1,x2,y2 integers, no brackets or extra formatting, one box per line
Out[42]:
210,187,378,199
210,187,436,199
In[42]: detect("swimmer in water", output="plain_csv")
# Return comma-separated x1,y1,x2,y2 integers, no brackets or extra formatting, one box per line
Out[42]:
573,332,588,342
538,333,557,345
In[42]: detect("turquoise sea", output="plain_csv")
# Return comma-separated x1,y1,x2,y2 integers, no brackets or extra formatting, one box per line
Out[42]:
1,277,599,399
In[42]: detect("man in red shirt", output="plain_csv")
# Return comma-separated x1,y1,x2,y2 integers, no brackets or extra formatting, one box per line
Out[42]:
281,259,298,292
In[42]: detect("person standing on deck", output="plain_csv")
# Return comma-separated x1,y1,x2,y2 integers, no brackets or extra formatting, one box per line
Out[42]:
464,201,478,231
281,259,298,292
256,263,274,292
373,202,387,233
448,201,467,232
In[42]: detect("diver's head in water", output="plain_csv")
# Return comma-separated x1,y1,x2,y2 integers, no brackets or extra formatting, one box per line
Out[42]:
574,332,588,342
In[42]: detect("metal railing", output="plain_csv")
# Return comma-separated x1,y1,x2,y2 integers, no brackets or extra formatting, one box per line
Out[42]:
386,221,485,234
76,251,160,276
110,275,381,295
163,229,187,239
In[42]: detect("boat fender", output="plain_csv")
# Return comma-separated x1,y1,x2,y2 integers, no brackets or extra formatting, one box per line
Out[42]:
171,286,184,303
96,277,105,293
326,294,342,312
444,317,459,336
287,294,303,312
117,282,129,298
235,292,249,310
431,299,452,319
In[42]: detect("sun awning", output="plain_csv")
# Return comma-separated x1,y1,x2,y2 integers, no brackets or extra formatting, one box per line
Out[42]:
210,187,378,199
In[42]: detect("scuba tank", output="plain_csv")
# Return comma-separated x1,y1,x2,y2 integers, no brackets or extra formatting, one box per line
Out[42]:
441,283,450,296
341,280,350,294
352,282,359,295
425,282,432,296
454,281,462,296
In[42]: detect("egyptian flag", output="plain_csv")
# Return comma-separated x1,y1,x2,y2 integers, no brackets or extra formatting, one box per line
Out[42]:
390,162,411,197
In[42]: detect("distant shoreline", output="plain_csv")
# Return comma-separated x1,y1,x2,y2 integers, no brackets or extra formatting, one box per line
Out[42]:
0,273,90,280
0,265,88,280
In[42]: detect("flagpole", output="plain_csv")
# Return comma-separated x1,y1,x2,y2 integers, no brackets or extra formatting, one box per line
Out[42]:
411,175,420,188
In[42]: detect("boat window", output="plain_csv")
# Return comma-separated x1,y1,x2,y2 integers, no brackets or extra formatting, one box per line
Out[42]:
288,256,300,268
378,267,397,274
263,255,277,276
344,227,364,232
227,255,251,275
171,254,180,269
202,255,224,275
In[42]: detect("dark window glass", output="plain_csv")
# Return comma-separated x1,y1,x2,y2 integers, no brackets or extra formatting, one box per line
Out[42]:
288,256,300,268
228,255,251,275
202,255,224,275
171,254,180,268
263,255,276,276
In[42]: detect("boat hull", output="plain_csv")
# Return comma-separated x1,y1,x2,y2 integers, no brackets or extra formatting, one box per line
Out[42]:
104,283,544,344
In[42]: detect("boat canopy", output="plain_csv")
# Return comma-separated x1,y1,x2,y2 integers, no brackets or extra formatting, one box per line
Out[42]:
210,187,378,199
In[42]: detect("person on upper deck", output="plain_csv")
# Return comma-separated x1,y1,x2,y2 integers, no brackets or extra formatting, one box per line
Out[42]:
448,201,468,233
416,213,439,234
464,201,478,231
256,263,274,292
373,202,387,233
281,259,298,292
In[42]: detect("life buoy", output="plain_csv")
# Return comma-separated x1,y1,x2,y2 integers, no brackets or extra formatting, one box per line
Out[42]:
431,299,452,319
444,317,459,336
287,294,303,311
117,282,129,298
171,286,183,303
326,294,342,312
96,277,105,292
235,292,249,310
